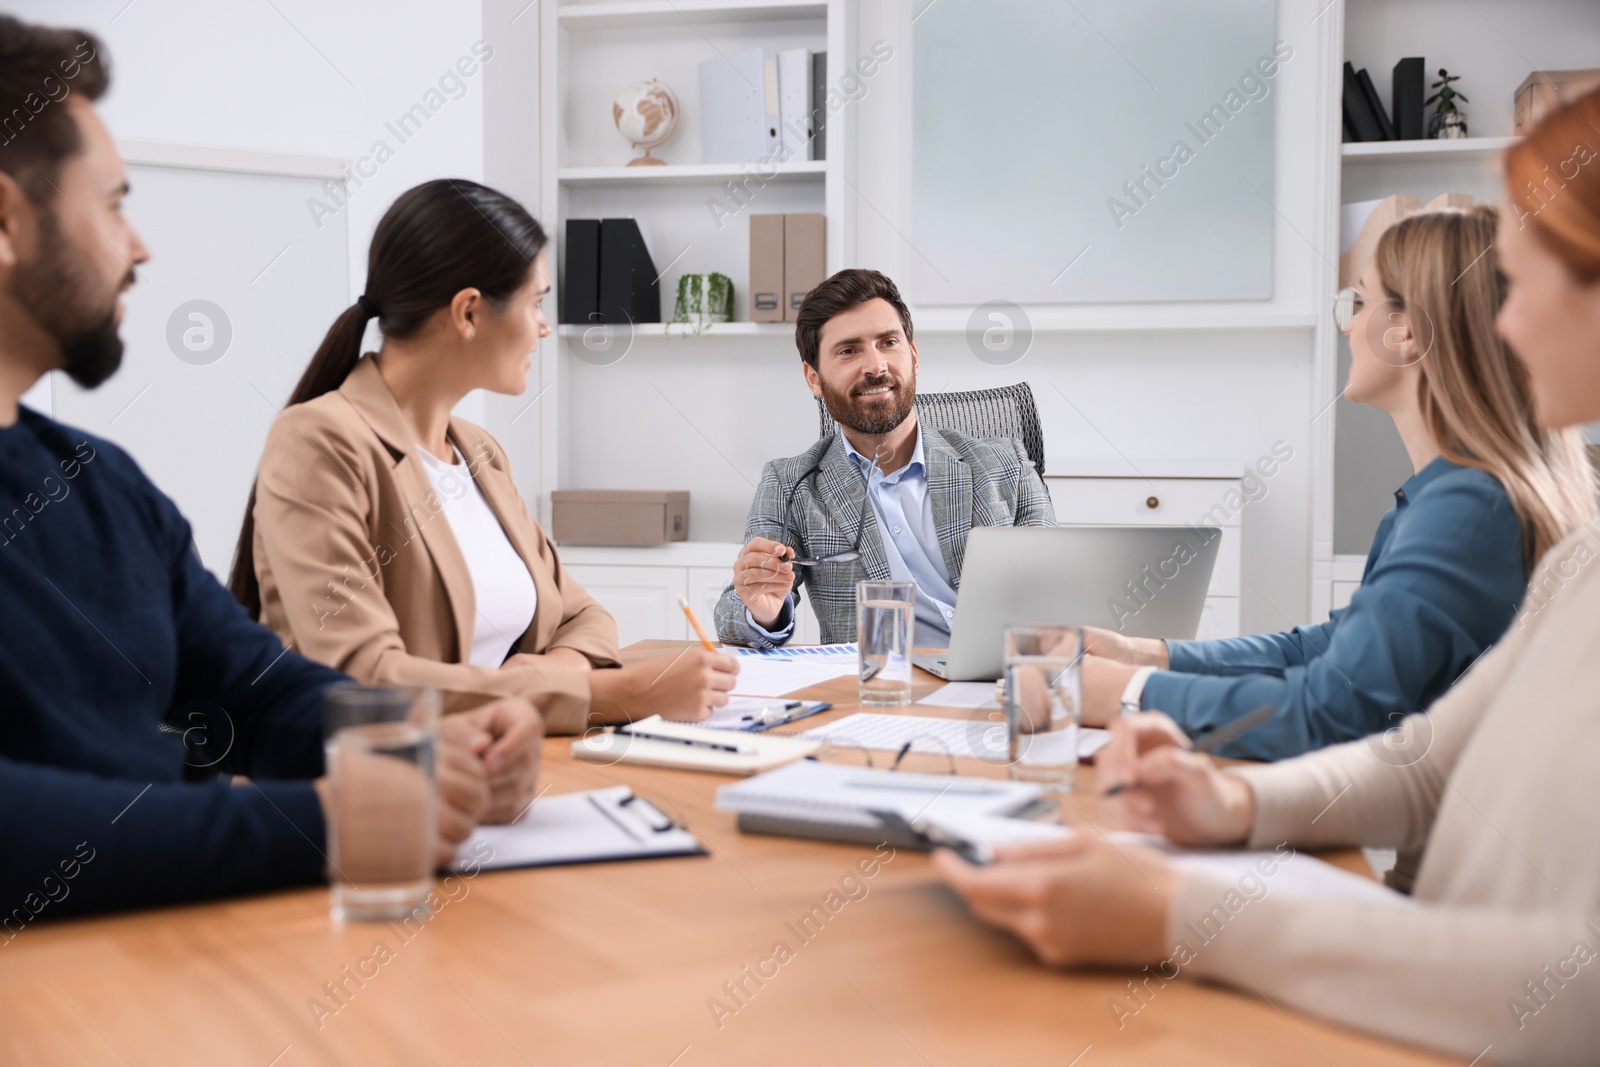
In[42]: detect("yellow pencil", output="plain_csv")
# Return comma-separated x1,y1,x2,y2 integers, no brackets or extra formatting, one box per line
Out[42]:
677,595,717,652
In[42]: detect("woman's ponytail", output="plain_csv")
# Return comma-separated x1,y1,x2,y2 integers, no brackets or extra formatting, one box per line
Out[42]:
226,299,376,617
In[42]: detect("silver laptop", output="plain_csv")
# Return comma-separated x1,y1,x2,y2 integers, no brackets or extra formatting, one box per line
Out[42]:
915,525,1222,681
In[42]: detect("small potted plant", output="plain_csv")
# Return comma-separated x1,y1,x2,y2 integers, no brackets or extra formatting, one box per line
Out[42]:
1427,69,1469,139
669,272,733,335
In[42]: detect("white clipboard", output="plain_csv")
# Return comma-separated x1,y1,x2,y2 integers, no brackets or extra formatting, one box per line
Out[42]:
453,785,705,872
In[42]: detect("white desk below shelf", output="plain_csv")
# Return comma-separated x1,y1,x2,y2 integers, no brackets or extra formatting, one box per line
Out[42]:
557,541,823,648
1043,459,1246,640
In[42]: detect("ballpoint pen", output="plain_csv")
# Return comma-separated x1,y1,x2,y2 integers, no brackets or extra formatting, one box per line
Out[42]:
845,778,1005,795
613,723,754,755
742,700,803,723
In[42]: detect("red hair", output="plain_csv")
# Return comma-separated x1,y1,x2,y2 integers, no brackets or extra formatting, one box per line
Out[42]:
1504,85,1600,282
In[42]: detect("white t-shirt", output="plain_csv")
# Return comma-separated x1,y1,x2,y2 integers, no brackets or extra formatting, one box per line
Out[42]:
417,445,538,668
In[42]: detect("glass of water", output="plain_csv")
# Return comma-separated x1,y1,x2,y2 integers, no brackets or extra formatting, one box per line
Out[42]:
857,580,916,706
1003,626,1083,791
324,685,440,922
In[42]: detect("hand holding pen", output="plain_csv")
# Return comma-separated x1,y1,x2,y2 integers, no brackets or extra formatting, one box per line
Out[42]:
1093,708,1269,847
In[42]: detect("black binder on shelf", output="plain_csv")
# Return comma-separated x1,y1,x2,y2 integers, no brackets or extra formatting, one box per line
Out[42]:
1392,57,1425,140
811,51,827,160
1342,61,1386,142
1356,66,1396,140
597,218,660,325
561,218,600,325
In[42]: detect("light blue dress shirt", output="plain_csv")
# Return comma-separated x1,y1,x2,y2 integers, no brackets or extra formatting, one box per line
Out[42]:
748,427,959,647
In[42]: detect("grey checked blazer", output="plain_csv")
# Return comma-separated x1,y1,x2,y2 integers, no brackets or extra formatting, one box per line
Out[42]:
715,428,1056,647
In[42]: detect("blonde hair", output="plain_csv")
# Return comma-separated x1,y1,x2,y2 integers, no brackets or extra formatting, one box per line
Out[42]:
1372,206,1597,569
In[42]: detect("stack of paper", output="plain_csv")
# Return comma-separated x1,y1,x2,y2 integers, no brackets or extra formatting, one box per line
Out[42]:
716,759,1045,846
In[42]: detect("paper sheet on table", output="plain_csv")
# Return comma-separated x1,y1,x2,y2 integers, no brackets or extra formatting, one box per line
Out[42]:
917,681,1001,709
1114,832,1413,908
731,656,859,697
920,822,1413,904
802,713,1109,762
732,643,857,658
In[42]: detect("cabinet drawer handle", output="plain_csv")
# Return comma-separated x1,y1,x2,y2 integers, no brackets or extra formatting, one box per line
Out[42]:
1145,495,1160,510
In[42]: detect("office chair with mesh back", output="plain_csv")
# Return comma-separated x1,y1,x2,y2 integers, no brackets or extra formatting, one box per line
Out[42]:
815,382,1047,476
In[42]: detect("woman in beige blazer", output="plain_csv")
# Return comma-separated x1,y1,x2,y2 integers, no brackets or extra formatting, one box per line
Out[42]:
230,180,736,734
935,89,1600,1065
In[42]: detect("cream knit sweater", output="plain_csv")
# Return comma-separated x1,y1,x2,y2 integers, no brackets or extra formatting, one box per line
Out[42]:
1166,522,1600,1065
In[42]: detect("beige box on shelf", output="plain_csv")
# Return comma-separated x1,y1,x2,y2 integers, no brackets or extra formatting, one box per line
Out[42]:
1515,69,1600,134
749,214,785,323
551,490,689,546
783,213,826,322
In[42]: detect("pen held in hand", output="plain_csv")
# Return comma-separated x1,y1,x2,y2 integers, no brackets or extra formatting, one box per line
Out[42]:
1099,704,1275,799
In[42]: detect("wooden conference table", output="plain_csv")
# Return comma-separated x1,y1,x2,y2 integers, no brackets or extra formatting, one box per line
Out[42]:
1,642,1461,1067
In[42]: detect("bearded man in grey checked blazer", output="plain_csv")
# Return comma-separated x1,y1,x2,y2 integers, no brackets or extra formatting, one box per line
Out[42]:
715,269,1056,648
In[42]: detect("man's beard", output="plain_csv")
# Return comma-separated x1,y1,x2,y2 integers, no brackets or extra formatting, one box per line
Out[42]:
9,206,128,389
820,369,916,436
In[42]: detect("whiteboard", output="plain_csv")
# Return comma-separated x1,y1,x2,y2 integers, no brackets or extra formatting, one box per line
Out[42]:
48,147,350,579
911,0,1277,304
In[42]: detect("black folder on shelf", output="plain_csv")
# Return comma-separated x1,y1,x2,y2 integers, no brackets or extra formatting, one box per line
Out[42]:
561,218,600,325
811,51,827,160
1392,57,1425,140
597,217,661,324
1342,61,1386,142
1356,67,1396,140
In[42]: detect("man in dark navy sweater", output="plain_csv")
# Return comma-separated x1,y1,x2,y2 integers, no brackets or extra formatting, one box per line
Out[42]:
0,17,541,921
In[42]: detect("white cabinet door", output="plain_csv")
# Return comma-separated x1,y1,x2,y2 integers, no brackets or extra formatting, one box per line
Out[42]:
686,566,823,645
1331,581,1360,612
1195,597,1241,641
1046,477,1242,529
1044,475,1244,638
686,567,733,641
562,565,688,647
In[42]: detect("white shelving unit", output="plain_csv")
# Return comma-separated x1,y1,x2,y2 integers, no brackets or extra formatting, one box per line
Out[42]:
1309,0,1600,619
556,0,827,31
535,0,853,528
555,321,795,338
1340,134,1519,165
557,160,828,186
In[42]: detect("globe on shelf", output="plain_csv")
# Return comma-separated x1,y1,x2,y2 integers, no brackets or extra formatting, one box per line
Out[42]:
613,79,679,167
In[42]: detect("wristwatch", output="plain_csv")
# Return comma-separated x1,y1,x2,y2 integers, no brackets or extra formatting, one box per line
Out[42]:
1117,666,1158,715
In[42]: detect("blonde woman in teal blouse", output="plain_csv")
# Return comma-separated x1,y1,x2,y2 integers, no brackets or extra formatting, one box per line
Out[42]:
1079,207,1595,758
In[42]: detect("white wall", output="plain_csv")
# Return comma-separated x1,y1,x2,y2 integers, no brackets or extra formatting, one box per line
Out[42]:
16,0,490,425
856,0,1326,634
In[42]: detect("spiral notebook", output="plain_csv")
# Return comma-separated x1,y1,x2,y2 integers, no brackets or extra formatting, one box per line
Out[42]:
713,760,1048,848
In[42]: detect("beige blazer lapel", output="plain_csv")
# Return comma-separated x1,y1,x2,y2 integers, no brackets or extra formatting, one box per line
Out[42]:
340,357,479,662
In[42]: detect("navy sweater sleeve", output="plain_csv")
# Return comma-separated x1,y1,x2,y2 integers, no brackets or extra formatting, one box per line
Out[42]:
0,422,346,921
1140,471,1526,759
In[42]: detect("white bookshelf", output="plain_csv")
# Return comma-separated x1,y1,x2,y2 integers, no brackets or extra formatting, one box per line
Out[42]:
1339,134,1519,165
556,0,827,31
535,0,853,526
1309,0,1600,619
557,160,827,186
555,321,794,337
